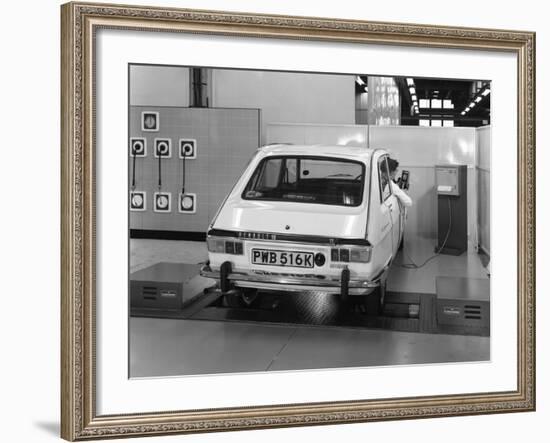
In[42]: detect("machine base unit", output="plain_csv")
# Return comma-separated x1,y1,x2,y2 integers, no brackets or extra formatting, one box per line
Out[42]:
435,165,468,256
434,245,467,256
130,262,212,311
436,276,490,331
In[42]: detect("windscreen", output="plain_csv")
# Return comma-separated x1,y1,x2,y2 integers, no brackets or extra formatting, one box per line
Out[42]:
242,156,365,207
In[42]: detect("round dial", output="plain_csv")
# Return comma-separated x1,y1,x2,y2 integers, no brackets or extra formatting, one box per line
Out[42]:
181,195,194,210
182,143,193,155
157,195,169,209
157,142,168,155
131,194,143,207
144,115,156,129
132,141,143,154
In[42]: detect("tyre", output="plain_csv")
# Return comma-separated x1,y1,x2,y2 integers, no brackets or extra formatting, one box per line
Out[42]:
241,288,261,307
223,289,244,308
364,279,385,316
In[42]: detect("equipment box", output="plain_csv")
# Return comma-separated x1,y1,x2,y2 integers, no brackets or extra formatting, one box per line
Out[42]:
436,276,490,332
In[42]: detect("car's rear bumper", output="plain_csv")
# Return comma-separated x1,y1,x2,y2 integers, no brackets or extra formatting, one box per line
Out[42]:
200,264,385,296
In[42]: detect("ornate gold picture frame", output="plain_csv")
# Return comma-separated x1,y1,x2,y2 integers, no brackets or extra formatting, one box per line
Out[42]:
61,2,535,440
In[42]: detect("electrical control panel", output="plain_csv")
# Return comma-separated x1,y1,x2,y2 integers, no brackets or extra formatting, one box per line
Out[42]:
435,165,460,196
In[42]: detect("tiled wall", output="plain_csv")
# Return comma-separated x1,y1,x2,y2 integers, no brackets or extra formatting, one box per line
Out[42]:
129,106,260,233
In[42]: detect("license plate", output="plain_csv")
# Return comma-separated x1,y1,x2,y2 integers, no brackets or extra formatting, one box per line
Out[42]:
251,249,314,268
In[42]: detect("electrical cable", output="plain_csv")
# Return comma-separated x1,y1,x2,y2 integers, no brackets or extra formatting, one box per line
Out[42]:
131,146,137,190
398,196,452,269
181,151,186,195
158,148,162,190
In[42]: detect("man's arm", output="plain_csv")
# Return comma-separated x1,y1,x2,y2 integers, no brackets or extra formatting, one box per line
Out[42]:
391,181,413,207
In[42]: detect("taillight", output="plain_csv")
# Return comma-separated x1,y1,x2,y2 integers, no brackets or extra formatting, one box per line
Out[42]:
331,247,371,263
207,237,244,255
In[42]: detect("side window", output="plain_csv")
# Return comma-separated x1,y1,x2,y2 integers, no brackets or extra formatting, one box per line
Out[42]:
282,158,297,185
378,156,392,202
258,158,282,188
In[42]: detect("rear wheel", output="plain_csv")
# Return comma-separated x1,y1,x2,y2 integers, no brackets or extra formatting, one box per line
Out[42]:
223,289,242,308
223,288,261,308
241,288,261,307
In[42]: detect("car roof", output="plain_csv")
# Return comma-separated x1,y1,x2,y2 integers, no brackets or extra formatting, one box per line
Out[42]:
259,144,377,161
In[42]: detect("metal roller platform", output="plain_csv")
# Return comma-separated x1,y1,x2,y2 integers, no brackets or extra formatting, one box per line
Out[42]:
130,262,489,337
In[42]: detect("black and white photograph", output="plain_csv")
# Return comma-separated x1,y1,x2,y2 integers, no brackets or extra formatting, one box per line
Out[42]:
129,64,492,378
1,0,544,441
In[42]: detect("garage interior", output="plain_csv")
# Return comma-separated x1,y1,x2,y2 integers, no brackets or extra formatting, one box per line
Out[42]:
128,65,491,377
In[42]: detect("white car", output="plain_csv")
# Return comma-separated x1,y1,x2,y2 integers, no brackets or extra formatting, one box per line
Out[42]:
200,144,406,314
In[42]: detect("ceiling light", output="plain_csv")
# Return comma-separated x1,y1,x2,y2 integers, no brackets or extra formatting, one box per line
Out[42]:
412,94,417,101
461,111,466,115
475,96,482,103
406,78,414,86
482,88,491,96
364,86,368,93
409,86,416,94
470,102,476,108
356,76,365,86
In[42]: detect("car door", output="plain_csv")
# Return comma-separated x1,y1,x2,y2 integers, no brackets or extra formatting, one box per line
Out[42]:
374,155,393,266
377,155,400,259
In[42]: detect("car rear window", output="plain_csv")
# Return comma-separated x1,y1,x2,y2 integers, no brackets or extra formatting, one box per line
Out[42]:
242,156,365,207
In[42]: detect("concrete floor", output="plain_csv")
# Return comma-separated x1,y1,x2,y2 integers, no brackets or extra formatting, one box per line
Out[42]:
388,237,489,294
130,237,490,378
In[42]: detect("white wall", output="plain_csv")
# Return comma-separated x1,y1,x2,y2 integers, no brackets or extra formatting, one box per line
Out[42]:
267,123,478,241
213,69,356,144
130,66,356,144
370,126,478,240
266,122,368,147
477,126,491,254
2,1,546,443
129,65,190,106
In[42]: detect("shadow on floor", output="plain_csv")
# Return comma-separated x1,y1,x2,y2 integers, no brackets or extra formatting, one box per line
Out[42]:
33,421,59,437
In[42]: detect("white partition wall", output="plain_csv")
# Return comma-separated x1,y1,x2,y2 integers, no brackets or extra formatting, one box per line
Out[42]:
266,123,368,147
264,122,482,245
477,126,491,255
213,70,356,145
130,65,190,107
370,126,478,241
